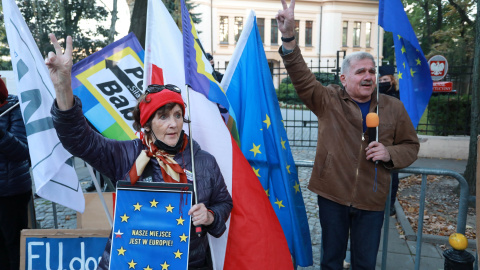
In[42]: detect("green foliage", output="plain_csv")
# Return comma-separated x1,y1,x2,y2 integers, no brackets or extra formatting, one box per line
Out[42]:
426,94,471,135
162,0,202,29
401,0,476,65
0,0,111,66
276,83,303,105
278,72,338,105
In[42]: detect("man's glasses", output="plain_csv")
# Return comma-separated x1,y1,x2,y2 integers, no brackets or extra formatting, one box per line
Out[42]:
145,84,181,95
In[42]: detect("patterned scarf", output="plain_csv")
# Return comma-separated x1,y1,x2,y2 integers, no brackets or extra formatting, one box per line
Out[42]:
129,132,188,184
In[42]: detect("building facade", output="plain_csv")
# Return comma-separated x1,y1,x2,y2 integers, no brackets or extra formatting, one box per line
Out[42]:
192,0,382,86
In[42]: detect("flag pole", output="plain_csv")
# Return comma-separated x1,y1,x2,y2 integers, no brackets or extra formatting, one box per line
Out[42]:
0,102,19,118
376,19,381,142
86,164,113,226
185,84,202,237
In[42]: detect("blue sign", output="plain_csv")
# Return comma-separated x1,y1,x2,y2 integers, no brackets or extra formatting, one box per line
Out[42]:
110,185,192,270
25,237,108,269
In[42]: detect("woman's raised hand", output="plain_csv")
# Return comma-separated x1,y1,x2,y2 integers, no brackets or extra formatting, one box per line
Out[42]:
45,34,74,110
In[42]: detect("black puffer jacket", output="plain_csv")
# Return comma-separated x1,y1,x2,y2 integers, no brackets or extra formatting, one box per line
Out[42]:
0,95,32,197
51,96,232,269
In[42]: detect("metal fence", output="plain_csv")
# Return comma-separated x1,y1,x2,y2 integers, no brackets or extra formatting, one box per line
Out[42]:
214,61,473,144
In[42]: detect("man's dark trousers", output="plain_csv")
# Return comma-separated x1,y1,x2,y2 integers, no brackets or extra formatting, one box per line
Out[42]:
318,195,384,270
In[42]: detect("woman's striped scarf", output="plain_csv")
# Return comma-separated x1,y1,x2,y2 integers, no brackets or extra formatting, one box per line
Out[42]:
129,133,188,184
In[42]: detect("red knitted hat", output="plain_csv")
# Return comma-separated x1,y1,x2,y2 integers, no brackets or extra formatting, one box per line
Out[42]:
139,90,185,127
0,79,8,104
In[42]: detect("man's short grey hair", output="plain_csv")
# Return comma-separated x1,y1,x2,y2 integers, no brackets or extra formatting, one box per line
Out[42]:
341,52,375,75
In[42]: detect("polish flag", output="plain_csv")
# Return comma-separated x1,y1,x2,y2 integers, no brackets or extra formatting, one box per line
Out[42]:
144,0,293,269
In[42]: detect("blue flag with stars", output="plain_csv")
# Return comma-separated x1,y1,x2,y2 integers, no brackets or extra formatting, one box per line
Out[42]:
109,184,192,270
379,0,433,128
221,11,313,267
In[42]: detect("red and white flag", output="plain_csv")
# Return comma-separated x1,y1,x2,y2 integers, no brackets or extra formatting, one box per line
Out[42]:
144,0,293,269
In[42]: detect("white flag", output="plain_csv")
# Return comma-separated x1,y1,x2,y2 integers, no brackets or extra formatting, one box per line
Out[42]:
3,0,85,212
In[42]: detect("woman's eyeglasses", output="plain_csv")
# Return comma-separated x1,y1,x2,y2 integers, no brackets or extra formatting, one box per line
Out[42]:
145,84,181,95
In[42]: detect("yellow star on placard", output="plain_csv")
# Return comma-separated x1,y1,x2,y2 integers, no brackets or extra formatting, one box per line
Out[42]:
401,46,406,54
275,198,285,209
179,233,188,242
252,167,260,177
397,34,402,40
150,199,158,207
133,202,142,211
398,72,403,79
286,165,291,174
161,261,170,270
410,68,416,77
263,114,271,129
176,216,185,225
120,213,130,222
281,137,286,150
117,246,126,256
128,259,137,269
265,189,269,197
174,249,183,259
294,182,300,194
165,204,174,213
416,58,421,65
250,143,261,157
143,265,152,270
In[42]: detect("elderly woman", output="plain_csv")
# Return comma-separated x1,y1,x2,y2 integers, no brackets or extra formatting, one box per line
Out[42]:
46,34,232,270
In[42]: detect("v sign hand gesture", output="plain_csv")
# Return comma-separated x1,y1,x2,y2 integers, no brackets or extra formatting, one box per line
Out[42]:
45,34,74,111
276,0,296,50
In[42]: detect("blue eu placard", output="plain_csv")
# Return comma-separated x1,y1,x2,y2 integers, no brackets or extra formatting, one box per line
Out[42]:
109,182,192,270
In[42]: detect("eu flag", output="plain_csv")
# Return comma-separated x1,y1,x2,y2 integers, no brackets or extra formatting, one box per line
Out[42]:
222,11,313,267
379,0,433,128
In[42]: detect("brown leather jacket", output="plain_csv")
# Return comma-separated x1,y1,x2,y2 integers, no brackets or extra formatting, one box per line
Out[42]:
281,47,419,211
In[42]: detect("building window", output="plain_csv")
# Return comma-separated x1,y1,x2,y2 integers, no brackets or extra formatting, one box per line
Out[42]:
305,20,313,46
342,21,348,46
295,20,300,42
271,19,278,44
353,21,361,47
365,22,372,47
257,18,265,43
219,16,228,44
234,17,243,42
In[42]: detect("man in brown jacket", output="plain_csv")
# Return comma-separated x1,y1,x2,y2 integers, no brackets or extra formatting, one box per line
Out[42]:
276,0,419,269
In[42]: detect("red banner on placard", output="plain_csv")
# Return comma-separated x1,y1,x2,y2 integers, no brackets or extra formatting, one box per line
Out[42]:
433,81,453,92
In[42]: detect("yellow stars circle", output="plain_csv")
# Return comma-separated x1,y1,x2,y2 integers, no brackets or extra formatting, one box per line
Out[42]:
117,246,126,256
294,182,300,194
143,265,153,270
281,137,286,150
165,204,174,213
252,167,261,177
128,259,137,269
274,198,285,209
263,114,271,129
179,233,188,242
250,143,261,157
416,58,421,65
120,213,130,222
174,249,183,259
150,199,159,207
265,189,270,197
176,216,185,225
401,46,406,54
410,68,416,77
133,202,142,211
161,261,170,270
286,165,291,174
398,72,403,80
